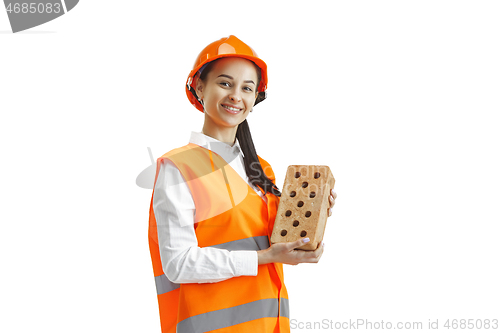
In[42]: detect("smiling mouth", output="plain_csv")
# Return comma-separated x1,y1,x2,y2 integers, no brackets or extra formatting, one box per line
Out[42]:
221,104,243,113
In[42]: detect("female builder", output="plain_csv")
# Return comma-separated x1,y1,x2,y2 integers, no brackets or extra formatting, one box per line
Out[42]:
148,35,337,333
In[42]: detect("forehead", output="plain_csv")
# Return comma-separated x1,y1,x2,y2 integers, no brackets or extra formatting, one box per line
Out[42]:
208,57,258,80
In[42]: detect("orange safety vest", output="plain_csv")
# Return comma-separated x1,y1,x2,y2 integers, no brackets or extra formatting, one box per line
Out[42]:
148,143,290,333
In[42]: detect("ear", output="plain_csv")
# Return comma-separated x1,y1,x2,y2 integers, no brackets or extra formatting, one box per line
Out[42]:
253,91,259,105
194,77,204,100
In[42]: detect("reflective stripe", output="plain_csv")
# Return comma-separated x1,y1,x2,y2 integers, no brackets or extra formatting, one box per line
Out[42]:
209,235,270,251
280,297,290,318
177,298,289,332
154,274,180,295
155,236,270,295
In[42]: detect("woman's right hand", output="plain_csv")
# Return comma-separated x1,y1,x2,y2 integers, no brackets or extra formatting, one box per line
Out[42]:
257,238,324,266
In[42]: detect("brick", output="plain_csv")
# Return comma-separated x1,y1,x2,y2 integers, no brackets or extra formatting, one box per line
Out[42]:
271,165,335,251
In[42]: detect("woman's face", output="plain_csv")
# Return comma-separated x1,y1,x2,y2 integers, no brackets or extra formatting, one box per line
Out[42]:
195,57,259,129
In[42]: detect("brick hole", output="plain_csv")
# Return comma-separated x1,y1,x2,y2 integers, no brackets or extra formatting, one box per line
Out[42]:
314,172,321,179
295,172,301,178
300,230,307,237
297,201,304,207
302,182,308,188
305,211,311,218
290,191,296,197
281,230,288,236
285,210,292,217
293,220,299,227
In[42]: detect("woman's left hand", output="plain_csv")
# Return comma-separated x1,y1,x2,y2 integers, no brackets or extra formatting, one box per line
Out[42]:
327,188,337,217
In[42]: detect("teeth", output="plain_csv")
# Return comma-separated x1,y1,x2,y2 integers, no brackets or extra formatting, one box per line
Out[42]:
224,105,241,112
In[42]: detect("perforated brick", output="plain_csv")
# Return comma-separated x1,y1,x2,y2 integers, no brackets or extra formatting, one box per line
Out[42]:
271,165,335,251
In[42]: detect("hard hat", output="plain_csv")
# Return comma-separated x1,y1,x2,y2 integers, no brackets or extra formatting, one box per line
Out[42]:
186,35,268,112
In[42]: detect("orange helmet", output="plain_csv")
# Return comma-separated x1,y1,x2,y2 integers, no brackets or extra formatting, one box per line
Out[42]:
186,35,268,112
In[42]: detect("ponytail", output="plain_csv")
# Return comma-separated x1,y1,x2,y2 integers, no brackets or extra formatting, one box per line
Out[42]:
236,119,281,197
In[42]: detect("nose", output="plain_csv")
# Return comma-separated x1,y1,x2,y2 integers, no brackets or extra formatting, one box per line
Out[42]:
228,90,241,103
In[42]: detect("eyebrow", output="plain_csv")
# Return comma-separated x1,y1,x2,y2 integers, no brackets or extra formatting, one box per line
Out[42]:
217,74,255,85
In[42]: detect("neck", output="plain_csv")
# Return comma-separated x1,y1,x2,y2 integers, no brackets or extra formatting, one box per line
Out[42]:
201,116,239,146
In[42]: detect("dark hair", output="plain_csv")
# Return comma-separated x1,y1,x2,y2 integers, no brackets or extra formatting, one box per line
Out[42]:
236,119,281,197
196,58,281,197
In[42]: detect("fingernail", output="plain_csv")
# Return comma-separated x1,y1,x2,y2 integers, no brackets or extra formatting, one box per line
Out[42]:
303,237,310,243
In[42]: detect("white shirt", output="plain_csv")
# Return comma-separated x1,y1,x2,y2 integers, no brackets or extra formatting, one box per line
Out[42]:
153,131,267,284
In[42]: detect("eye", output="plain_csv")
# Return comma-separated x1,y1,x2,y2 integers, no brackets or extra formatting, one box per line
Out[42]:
219,81,230,88
243,86,253,92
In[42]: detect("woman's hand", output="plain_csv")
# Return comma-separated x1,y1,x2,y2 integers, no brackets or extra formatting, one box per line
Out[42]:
258,238,324,266
328,188,337,217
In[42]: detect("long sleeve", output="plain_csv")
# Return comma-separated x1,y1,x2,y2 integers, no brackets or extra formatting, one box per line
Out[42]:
153,158,258,284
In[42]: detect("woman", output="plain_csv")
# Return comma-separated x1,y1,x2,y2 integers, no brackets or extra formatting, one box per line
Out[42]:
148,35,337,333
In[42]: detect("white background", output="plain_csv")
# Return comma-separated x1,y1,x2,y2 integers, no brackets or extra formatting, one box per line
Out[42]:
1,1,499,332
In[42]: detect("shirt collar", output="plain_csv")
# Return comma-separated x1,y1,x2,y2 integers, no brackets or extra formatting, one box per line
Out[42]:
189,131,245,158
